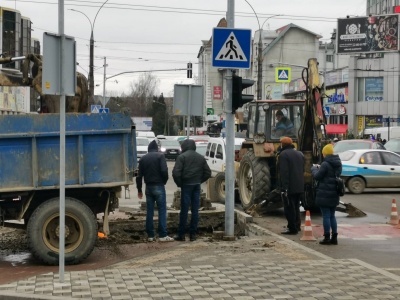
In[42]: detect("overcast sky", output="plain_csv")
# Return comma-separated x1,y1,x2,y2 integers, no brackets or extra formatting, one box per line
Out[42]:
4,0,366,98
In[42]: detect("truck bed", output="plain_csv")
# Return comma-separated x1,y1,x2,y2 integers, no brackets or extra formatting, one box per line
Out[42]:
0,112,136,192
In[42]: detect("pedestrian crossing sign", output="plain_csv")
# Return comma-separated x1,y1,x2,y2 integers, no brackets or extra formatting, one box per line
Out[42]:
212,28,251,69
275,67,291,83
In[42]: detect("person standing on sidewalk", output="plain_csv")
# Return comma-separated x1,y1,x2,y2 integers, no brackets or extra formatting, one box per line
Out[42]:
136,139,174,242
311,143,342,245
172,139,211,241
277,136,304,235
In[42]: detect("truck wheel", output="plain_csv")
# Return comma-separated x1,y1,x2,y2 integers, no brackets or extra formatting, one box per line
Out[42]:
347,177,365,194
214,172,226,203
238,150,270,210
27,197,97,265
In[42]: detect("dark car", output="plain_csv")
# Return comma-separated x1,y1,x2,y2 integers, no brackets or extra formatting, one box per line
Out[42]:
383,138,400,154
159,139,181,160
333,139,385,154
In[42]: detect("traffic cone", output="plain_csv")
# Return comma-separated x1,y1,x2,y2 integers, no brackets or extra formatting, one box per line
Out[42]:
389,199,399,225
300,210,316,241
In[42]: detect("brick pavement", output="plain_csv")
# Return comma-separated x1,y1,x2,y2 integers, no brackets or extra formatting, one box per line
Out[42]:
1,221,400,300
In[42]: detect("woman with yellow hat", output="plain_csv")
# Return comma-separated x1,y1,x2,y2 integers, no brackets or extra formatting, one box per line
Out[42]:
311,144,342,245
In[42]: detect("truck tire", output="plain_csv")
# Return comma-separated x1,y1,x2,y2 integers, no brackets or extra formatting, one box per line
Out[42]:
27,197,97,265
213,172,226,204
238,150,270,210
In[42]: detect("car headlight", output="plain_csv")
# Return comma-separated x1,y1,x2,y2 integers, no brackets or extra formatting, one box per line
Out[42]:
160,147,166,152
253,133,266,144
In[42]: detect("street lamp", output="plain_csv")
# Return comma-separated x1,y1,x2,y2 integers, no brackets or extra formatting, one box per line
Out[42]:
70,0,109,109
257,14,281,100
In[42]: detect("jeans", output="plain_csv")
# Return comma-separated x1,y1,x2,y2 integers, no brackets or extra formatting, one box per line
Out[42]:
320,206,337,235
145,185,167,238
283,193,301,233
177,184,201,237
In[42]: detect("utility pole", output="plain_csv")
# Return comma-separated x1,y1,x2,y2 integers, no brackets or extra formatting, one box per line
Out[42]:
102,56,107,108
224,0,235,240
257,30,263,100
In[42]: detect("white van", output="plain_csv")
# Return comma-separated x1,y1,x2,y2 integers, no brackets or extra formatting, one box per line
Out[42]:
137,131,155,141
363,127,400,141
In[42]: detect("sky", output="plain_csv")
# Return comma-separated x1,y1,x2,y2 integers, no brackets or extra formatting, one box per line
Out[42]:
4,0,366,98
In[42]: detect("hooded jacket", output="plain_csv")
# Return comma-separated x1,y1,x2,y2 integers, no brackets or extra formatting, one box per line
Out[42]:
136,139,168,193
172,139,211,187
311,154,342,207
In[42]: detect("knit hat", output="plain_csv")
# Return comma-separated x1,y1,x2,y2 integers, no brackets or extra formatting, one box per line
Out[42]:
280,136,293,146
322,144,334,156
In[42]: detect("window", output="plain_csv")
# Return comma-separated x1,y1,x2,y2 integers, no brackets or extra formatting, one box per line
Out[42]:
382,152,400,165
357,77,383,102
326,55,333,63
216,144,223,159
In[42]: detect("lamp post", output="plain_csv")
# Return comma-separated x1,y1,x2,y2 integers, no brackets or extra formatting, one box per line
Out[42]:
70,0,109,109
257,14,281,100
244,1,280,100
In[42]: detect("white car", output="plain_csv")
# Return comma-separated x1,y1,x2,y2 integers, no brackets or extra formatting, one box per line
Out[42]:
205,137,245,177
339,149,400,194
136,137,150,160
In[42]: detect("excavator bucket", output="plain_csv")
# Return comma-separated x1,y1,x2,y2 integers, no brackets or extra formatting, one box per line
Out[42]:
337,201,367,217
246,189,282,217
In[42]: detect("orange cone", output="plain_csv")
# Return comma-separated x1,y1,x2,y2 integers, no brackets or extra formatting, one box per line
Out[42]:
389,199,399,225
300,210,316,241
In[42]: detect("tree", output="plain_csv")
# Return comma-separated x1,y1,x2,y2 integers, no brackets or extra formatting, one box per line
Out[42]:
128,72,159,117
152,93,166,135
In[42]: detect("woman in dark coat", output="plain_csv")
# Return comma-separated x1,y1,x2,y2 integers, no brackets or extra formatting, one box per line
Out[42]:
311,144,342,245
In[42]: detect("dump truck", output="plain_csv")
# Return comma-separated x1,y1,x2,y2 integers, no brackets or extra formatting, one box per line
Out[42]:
0,54,89,113
214,58,364,217
0,111,137,265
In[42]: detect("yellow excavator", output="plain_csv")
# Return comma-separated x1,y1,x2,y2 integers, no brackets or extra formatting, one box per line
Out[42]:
0,54,88,113
235,58,365,218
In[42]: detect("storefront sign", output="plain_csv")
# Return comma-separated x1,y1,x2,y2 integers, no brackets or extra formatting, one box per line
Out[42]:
365,78,383,101
365,115,383,128
213,86,222,100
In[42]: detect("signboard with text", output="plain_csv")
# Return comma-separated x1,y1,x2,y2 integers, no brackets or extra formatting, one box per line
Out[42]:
365,115,383,128
213,86,222,100
337,15,399,54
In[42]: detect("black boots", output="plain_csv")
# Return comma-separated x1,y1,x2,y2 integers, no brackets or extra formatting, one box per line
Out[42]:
319,233,338,245
319,234,331,245
330,233,338,245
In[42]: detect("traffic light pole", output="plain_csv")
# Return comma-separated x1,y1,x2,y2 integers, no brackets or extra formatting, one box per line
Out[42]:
224,0,235,240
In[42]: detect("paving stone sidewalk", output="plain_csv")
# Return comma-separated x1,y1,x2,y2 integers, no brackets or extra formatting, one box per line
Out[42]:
1,223,400,300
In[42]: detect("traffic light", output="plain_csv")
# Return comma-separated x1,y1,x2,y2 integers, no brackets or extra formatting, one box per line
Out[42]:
187,62,192,78
231,74,255,113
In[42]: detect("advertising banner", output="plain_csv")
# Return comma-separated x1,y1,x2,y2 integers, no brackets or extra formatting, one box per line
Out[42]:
337,15,399,54
213,86,222,100
365,115,383,128
365,78,383,101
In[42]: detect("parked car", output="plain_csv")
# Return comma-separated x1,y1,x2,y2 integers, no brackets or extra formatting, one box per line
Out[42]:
205,137,245,177
136,137,150,160
159,139,181,160
333,139,385,154
382,138,400,154
339,149,400,194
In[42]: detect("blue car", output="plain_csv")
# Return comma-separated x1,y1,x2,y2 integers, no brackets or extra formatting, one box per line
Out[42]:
339,149,400,194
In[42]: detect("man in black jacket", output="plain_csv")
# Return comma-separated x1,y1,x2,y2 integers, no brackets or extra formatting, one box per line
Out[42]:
172,139,211,241
136,139,174,242
277,136,305,235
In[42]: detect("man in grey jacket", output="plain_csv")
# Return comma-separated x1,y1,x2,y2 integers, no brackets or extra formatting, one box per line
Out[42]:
172,139,211,241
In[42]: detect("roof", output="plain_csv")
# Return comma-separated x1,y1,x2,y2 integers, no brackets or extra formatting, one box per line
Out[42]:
263,23,322,56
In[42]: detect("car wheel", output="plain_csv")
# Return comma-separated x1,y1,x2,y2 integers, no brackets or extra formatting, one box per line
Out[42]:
347,177,365,194
213,172,226,204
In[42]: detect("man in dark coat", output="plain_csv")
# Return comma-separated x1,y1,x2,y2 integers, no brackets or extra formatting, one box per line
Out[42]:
172,139,211,241
136,139,174,242
277,136,305,234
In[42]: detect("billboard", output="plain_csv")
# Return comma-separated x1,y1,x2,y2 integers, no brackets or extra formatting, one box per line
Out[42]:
337,14,399,54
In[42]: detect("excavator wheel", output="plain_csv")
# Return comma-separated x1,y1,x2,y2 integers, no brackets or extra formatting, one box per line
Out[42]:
238,149,270,210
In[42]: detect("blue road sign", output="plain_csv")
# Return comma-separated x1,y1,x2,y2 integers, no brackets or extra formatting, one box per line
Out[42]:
212,28,251,69
384,117,400,123
99,108,109,113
